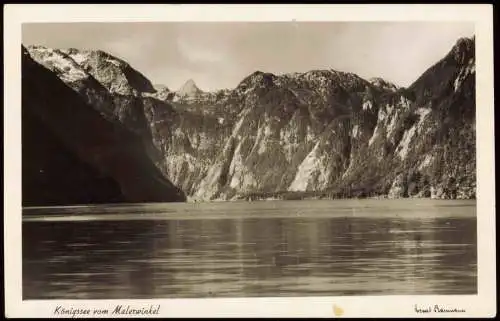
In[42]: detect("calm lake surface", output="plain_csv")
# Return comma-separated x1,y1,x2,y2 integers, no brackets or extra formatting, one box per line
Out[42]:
22,199,477,299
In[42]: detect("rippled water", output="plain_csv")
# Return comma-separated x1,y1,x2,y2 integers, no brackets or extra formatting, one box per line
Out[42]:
22,199,477,299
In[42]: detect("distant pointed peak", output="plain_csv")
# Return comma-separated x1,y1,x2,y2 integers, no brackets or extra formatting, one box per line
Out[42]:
177,79,203,96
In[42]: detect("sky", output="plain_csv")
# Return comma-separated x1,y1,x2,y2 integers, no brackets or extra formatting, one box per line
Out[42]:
22,22,475,91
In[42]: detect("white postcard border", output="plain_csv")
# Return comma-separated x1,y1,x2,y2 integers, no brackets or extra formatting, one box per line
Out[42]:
4,4,495,318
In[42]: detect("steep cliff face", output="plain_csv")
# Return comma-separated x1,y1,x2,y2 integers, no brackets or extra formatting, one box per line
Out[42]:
22,46,186,206
183,38,475,200
140,96,232,195
188,36,474,201
404,37,476,199
25,37,476,202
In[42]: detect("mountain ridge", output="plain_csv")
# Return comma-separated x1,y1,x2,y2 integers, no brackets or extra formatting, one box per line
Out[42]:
23,36,476,203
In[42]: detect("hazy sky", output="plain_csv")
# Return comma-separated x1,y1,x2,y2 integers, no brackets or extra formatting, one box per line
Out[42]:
22,22,474,91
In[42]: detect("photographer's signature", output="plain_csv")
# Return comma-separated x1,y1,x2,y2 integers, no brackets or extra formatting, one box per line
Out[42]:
415,304,466,314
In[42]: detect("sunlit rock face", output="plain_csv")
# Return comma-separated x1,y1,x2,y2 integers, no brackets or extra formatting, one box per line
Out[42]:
26,36,476,201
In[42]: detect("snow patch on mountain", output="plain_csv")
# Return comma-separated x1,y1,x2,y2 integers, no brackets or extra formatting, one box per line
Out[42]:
26,46,88,83
59,50,87,65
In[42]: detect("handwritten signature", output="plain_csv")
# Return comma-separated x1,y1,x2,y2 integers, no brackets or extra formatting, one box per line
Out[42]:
415,304,466,314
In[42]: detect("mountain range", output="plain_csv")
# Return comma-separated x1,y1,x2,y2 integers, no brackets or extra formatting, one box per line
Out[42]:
22,36,476,205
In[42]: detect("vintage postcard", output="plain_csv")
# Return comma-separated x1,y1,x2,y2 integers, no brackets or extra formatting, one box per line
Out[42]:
4,4,495,318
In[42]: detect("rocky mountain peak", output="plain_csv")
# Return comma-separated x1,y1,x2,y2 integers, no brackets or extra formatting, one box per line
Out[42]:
29,45,156,95
451,36,475,64
25,45,90,84
177,79,203,97
369,77,399,92
407,35,475,99
237,71,277,92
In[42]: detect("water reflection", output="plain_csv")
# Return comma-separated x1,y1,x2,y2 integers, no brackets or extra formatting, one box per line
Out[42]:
23,201,477,299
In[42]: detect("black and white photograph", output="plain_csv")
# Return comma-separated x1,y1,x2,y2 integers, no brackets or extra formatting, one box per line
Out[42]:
4,4,495,318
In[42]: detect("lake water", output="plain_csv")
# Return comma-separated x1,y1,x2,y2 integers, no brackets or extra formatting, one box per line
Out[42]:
22,199,477,299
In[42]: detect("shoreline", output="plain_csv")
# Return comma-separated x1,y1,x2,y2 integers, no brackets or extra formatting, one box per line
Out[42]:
22,196,477,210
